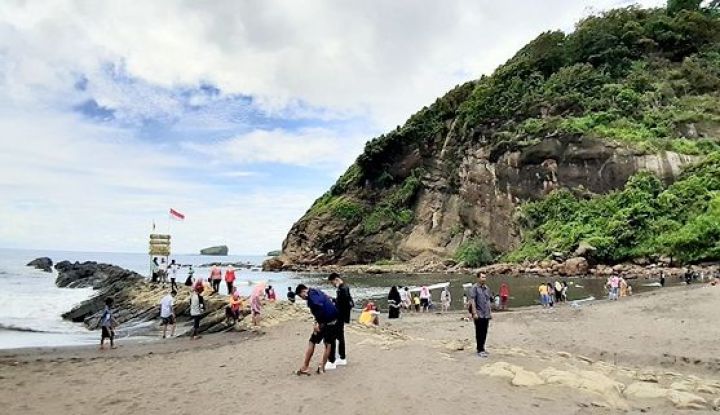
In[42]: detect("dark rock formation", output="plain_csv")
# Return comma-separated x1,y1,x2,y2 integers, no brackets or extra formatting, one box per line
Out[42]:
54,261,143,289
200,245,229,256
27,257,53,272
59,261,249,336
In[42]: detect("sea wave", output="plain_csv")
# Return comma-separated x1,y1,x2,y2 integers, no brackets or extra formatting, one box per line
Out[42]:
0,324,50,333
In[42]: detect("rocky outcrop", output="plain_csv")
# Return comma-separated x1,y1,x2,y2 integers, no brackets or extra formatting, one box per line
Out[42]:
200,245,228,256
58,261,305,336
281,135,697,266
27,257,53,273
54,261,143,289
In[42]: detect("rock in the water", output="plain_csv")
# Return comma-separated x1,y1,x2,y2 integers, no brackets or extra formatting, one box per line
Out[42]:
54,261,144,289
262,257,284,272
200,245,228,256
266,250,281,257
27,257,53,272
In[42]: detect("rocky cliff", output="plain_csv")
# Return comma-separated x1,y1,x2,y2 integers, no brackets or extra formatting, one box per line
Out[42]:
280,4,720,267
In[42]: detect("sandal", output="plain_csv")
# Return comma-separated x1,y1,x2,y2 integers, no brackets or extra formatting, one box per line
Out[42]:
295,369,311,376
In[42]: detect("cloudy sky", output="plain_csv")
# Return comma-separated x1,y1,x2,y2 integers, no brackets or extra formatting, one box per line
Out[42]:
0,0,664,254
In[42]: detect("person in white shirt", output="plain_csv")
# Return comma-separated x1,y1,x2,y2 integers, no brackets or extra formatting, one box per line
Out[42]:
159,290,177,338
159,258,168,284
168,259,179,291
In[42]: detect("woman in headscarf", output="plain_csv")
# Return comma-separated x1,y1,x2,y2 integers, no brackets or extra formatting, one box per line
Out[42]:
250,282,265,327
358,301,379,326
388,286,402,319
225,289,243,325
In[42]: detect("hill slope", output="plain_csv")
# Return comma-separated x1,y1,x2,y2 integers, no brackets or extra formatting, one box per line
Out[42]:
281,3,720,267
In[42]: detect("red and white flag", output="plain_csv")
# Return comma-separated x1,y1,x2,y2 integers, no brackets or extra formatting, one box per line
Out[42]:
169,208,185,221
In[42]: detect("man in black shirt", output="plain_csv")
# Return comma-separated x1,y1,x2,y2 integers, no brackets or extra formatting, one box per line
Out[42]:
328,272,352,368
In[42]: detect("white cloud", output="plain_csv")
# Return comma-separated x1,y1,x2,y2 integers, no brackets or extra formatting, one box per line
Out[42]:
0,110,320,253
0,0,666,128
184,127,366,167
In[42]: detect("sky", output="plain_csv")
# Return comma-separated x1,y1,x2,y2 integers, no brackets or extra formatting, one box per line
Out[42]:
0,0,665,254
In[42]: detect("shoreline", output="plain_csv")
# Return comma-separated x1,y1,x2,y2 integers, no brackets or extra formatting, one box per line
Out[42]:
272,259,720,279
0,283,699,358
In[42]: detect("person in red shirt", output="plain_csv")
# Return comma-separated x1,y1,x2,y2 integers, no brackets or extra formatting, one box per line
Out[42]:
224,266,236,295
499,283,510,310
209,265,222,295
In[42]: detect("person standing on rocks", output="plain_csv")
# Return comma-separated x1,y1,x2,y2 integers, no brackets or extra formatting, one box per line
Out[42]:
98,297,118,350
159,258,168,285
469,273,492,358
224,265,236,296
209,265,222,294
159,290,177,339
184,265,194,287
190,285,204,340
168,259,179,292
151,257,160,283
328,272,352,368
294,284,339,375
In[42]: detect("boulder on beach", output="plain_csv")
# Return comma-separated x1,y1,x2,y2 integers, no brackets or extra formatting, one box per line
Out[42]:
200,245,229,256
262,257,284,272
27,257,53,273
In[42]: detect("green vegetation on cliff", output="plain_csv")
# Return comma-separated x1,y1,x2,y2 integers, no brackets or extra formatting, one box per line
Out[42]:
287,1,720,265
509,152,720,264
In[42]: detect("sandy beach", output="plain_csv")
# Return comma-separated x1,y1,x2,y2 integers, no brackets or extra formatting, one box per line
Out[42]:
1,284,719,415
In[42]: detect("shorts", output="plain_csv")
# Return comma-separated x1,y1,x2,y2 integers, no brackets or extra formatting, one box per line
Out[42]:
101,326,114,339
420,298,429,308
309,320,338,345
161,315,175,325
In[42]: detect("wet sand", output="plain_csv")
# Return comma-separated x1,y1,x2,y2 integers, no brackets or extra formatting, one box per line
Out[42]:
1,285,719,414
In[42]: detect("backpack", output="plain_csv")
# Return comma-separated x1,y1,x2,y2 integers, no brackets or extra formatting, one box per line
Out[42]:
308,289,338,323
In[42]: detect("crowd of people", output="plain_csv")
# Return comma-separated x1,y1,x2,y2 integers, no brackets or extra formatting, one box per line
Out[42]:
103,262,719,372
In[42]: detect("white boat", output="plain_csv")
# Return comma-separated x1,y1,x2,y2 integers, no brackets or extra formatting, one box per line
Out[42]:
408,282,450,293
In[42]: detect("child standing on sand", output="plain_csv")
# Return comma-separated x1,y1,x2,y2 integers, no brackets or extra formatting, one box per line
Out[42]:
99,297,117,350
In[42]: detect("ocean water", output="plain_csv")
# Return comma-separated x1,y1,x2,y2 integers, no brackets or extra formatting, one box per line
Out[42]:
0,248,283,349
0,248,669,350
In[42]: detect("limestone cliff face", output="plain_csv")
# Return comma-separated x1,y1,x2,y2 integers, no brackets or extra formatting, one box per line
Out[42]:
281,128,696,266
